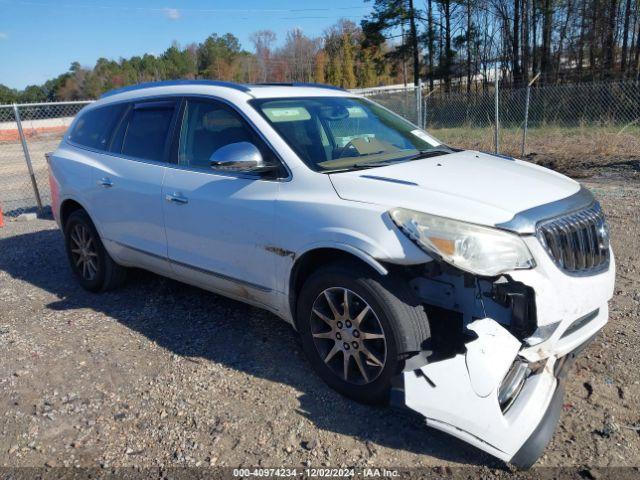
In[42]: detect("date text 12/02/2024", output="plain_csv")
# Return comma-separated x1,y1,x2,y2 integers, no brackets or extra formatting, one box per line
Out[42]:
232,468,400,477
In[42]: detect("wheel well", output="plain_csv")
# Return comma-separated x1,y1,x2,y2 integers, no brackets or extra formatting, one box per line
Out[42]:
289,248,380,325
59,199,84,228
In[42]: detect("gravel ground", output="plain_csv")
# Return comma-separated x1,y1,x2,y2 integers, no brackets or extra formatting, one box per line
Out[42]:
0,173,639,474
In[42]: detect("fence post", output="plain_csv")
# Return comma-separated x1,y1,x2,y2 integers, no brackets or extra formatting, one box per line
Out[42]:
494,62,500,154
416,81,423,127
422,91,426,129
521,72,541,158
13,104,43,215
422,87,438,130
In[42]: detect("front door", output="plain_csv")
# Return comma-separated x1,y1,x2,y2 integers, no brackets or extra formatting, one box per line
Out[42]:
162,98,283,307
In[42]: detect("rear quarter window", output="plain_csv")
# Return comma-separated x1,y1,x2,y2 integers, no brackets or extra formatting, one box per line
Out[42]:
68,104,126,150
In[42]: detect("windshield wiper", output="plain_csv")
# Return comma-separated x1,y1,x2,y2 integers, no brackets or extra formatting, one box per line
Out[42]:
410,148,453,160
324,155,435,173
323,150,450,173
323,163,386,173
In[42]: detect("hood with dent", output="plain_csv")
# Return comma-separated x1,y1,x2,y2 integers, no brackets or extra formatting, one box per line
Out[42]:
328,151,579,228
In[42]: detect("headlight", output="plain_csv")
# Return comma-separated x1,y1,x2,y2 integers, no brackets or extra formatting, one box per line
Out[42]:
389,208,535,276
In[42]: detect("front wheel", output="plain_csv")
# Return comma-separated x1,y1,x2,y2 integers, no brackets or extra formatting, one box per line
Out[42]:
296,262,430,404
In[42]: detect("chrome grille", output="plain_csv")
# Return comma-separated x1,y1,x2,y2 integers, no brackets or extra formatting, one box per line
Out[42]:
537,202,610,274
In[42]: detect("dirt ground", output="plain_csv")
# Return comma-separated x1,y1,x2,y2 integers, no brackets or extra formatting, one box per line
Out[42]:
0,164,639,475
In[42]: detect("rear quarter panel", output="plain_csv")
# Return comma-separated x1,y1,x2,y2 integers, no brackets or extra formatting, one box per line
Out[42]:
49,142,94,227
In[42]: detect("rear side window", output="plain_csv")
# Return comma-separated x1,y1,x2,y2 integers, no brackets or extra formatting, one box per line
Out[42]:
68,104,125,150
119,102,176,162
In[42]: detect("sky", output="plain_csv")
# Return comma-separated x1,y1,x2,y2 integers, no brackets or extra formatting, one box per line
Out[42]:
0,0,373,90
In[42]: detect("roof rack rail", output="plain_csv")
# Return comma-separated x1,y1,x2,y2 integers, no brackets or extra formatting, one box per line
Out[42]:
100,80,251,98
251,82,347,92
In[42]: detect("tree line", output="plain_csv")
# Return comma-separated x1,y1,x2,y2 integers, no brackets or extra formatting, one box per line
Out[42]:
0,20,398,104
2,0,639,103
363,0,640,89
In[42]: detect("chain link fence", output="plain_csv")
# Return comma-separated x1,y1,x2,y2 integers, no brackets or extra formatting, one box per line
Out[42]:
354,85,422,125
364,80,640,168
0,81,638,217
0,101,91,216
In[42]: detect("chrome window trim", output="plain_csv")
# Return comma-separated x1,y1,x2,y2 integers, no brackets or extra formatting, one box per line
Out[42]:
66,139,286,183
495,186,596,235
64,140,172,170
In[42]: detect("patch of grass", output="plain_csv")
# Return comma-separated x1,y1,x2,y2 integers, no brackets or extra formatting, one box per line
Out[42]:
430,125,640,176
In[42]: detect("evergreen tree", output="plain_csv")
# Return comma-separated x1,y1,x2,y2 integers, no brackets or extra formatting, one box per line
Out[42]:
314,51,326,83
341,34,357,88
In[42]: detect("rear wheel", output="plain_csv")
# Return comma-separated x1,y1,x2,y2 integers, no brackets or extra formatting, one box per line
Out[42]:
296,261,430,404
64,210,126,292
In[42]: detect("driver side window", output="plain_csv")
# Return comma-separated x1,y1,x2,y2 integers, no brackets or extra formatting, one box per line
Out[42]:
178,99,276,172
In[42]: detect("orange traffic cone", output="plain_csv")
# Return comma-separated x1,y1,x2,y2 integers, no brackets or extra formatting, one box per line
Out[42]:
0,203,4,228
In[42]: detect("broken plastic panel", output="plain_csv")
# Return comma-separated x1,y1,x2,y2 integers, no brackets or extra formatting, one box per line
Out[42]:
401,318,559,465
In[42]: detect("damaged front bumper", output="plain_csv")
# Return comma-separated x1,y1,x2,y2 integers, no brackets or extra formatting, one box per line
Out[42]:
396,318,598,468
393,247,615,468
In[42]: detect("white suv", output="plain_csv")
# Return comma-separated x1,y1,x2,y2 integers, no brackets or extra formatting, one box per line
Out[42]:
48,80,615,468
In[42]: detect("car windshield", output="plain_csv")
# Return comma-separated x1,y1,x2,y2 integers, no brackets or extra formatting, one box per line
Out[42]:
251,97,452,172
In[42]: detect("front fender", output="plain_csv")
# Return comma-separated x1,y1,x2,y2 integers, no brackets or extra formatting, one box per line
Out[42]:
274,231,403,325
296,238,389,276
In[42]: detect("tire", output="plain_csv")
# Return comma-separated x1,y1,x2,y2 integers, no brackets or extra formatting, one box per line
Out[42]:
64,209,126,292
296,261,430,404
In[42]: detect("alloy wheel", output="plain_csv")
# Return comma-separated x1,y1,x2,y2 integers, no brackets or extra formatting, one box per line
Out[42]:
310,287,387,385
69,224,98,281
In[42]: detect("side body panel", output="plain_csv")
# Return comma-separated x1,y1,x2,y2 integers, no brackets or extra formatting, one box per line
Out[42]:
162,167,279,310
267,173,433,322
87,154,171,274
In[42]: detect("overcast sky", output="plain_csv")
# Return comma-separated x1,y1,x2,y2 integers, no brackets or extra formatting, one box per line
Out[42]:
0,0,372,90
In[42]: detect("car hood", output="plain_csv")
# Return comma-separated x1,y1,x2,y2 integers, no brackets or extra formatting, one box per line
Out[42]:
328,151,580,228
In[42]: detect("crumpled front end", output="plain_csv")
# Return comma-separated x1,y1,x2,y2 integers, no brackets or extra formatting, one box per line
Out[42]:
393,245,615,468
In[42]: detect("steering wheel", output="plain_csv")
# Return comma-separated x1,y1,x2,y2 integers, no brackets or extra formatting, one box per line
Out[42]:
337,137,368,159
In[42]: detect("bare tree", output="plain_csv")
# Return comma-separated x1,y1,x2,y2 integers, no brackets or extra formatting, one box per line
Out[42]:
621,0,633,72
604,0,618,74
541,0,554,82
513,0,523,85
279,28,320,82
250,30,277,82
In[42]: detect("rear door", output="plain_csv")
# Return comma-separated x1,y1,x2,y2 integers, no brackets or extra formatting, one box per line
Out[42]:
88,98,179,274
161,97,284,306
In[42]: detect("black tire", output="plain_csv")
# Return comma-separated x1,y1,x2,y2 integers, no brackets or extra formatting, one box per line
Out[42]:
296,261,430,404
64,209,126,292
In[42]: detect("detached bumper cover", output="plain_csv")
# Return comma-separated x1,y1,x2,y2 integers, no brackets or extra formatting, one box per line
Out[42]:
510,333,595,468
399,319,599,468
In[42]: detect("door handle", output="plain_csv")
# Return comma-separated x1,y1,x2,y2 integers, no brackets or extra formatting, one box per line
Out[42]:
165,192,189,205
98,177,113,188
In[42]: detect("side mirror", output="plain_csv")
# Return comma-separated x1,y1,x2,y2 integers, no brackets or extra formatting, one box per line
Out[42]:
209,142,270,172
